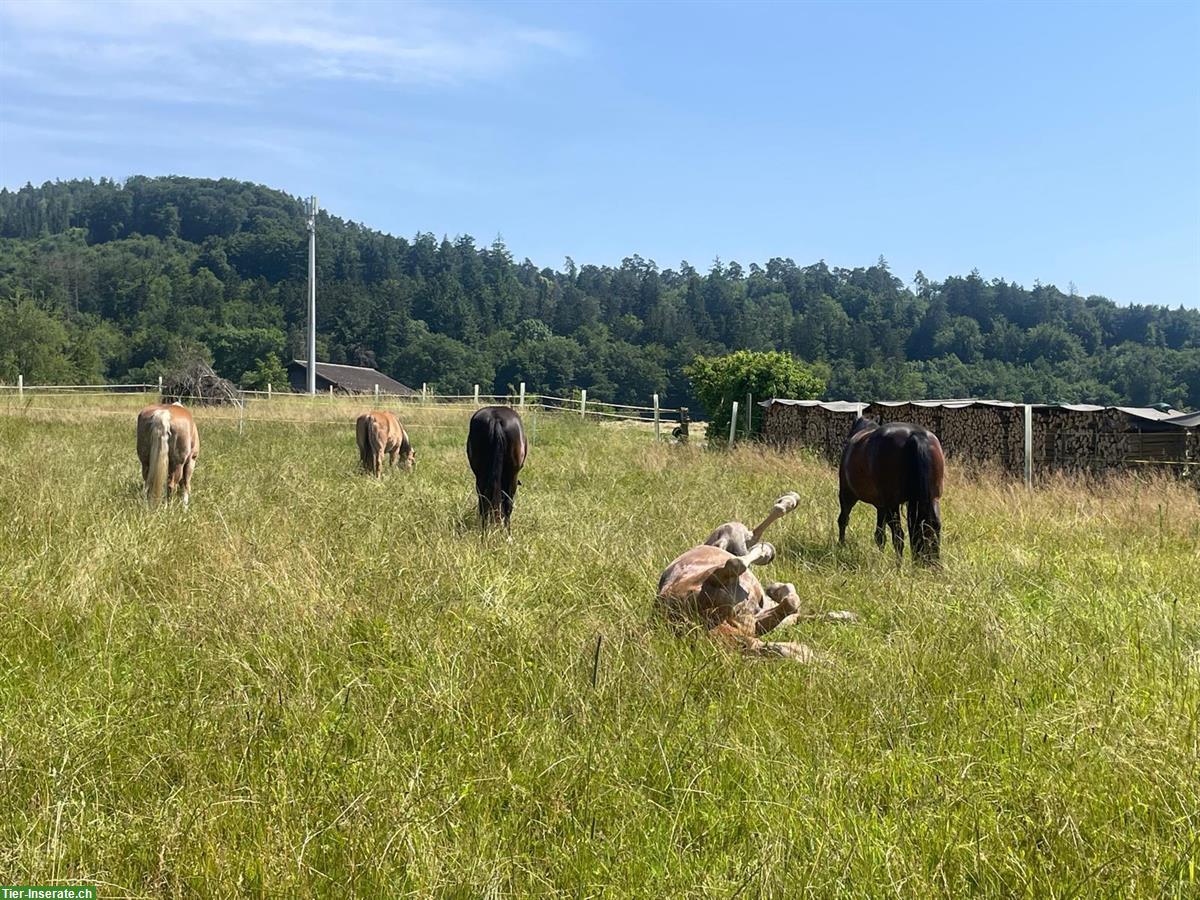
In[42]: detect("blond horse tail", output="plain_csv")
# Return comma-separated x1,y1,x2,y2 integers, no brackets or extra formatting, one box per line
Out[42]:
146,408,171,504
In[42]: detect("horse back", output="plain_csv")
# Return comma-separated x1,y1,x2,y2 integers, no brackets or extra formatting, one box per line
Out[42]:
842,421,938,506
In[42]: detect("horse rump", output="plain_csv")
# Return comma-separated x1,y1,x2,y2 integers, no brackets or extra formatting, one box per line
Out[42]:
467,406,524,528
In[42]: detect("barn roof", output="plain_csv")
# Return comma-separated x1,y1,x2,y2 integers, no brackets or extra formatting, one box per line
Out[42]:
289,360,417,396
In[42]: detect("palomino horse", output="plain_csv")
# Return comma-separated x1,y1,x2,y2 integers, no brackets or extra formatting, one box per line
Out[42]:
657,493,856,660
838,417,944,562
356,410,414,477
466,406,527,529
136,402,199,507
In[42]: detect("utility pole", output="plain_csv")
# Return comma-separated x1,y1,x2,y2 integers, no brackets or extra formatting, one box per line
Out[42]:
306,196,318,395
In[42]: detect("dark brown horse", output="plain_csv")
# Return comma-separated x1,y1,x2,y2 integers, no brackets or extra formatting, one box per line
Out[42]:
466,406,528,529
838,417,944,562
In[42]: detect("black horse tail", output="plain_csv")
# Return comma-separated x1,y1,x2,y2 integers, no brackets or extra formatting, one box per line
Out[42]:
905,431,941,563
488,415,508,521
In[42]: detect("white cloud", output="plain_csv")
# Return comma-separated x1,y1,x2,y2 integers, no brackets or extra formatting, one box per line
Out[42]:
0,0,577,100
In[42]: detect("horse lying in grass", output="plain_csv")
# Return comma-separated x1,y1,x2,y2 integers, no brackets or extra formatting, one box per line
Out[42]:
466,406,527,530
136,402,199,507
356,411,414,477
657,493,856,661
838,416,944,563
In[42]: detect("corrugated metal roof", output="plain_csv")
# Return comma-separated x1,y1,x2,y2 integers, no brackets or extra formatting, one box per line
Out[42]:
290,360,417,396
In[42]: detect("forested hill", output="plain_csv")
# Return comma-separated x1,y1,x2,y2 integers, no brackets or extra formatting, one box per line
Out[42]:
1,175,1197,409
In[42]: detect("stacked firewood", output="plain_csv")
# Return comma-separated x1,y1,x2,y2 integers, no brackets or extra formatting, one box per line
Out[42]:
866,402,1025,472
762,403,858,461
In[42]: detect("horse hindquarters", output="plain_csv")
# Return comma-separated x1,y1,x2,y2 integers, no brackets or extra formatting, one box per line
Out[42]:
143,409,171,505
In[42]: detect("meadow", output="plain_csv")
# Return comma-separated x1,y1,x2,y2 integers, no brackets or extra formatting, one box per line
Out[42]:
0,394,1197,897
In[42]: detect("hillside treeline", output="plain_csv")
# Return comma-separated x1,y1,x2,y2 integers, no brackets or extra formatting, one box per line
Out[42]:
1,176,1198,409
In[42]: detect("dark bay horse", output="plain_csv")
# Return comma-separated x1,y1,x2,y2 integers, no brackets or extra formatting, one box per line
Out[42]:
466,406,528,529
838,417,944,562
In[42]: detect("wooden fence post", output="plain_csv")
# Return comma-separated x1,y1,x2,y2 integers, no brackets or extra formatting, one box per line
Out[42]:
238,392,245,436
17,374,22,400
157,375,163,396
374,384,379,401
746,392,752,436
580,389,587,418
329,385,334,398
474,384,480,406
421,383,427,404
653,393,660,440
1024,403,1033,489
729,401,739,449
267,382,272,401
519,382,525,408
678,407,689,443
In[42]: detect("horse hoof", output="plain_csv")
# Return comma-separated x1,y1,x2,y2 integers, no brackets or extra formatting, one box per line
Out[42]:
823,610,858,624
773,492,800,514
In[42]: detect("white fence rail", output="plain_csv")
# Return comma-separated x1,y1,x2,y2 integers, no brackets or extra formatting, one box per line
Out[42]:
0,379,694,441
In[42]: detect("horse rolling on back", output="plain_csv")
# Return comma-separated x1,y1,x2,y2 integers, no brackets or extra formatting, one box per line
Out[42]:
838,417,944,563
356,410,414,477
466,406,527,529
136,402,200,507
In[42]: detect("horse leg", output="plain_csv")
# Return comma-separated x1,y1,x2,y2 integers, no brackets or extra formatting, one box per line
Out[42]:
750,492,801,546
180,457,195,509
874,507,886,548
838,488,856,544
887,507,904,558
709,621,816,663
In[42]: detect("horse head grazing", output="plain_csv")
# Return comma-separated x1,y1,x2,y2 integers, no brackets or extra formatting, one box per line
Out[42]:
356,410,414,477
838,420,944,564
466,406,528,530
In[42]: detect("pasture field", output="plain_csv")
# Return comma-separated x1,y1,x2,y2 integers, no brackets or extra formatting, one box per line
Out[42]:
0,395,1197,897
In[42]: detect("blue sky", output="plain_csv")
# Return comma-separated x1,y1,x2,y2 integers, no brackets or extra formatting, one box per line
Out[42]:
0,0,1197,306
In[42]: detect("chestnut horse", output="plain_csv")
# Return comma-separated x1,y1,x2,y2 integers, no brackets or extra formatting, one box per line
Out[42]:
838,417,944,562
466,406,527,529
136,402,199,507
356,410,414,477
657,493,857,661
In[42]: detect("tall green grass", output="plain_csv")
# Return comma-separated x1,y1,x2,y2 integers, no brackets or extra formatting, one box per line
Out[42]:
0,399,1197,897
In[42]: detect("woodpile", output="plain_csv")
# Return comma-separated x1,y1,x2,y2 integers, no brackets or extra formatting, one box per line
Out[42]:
867,401,1024,472
762,401,860,461
762,398,1195,476
161,361,240,406
1032,406,1190,473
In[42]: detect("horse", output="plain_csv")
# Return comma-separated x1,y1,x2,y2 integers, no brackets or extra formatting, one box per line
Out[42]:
136,402,199,507
466,406,527,529
356,410,414,477
656,493,856,660
838,416,944,562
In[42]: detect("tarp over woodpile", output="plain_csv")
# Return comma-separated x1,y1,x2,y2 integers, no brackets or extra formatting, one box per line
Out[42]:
762,397,1196,473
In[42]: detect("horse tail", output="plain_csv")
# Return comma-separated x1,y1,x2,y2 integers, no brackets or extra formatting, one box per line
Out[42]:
146,408,171,505
905,431,940,562
488,415,508,520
